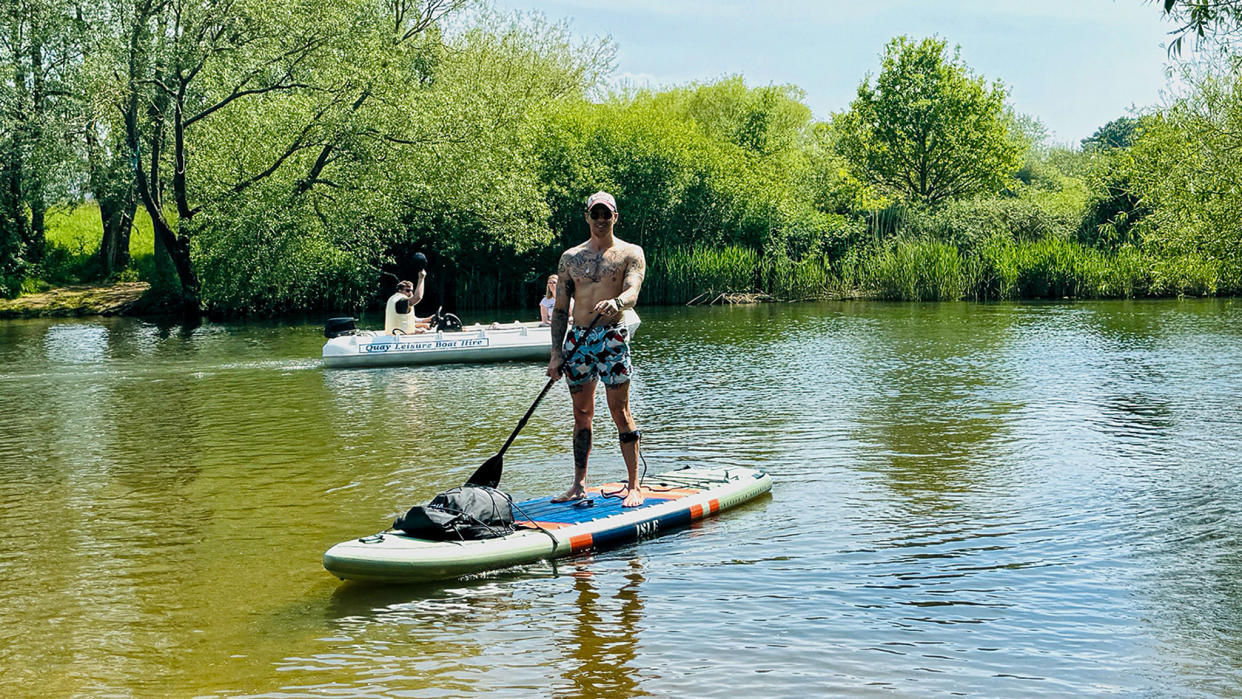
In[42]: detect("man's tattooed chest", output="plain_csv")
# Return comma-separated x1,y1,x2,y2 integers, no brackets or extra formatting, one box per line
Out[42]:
566,249,627,284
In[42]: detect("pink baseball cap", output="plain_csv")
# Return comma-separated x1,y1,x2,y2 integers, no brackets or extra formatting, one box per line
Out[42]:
585,191,617,213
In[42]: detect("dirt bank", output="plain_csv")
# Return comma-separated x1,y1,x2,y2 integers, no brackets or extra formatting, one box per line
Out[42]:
0,282,150,319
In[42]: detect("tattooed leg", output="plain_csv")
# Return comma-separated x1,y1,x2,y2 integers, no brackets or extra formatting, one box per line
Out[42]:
574,427,592,474
553,380,596,502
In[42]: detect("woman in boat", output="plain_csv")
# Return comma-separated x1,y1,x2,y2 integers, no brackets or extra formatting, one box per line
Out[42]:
539,274,558,326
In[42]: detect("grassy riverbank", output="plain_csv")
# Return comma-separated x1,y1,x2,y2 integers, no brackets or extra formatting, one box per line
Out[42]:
0,281,149,318
26,204,157,293
8,209,1230,319
0,205,161,318
642,240,1232,306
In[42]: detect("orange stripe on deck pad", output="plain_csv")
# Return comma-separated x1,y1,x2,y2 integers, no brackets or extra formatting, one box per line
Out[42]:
591,484,701,498
640,487,702,498
515,520,571,530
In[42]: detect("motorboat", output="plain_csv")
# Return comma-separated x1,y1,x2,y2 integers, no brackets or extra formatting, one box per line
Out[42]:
321,309,640,368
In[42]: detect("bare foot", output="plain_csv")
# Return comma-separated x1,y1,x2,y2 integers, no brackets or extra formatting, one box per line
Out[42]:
551,485,587,503
622,487,645,508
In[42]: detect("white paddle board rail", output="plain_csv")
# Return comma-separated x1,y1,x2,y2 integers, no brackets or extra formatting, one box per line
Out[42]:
323,466,771,583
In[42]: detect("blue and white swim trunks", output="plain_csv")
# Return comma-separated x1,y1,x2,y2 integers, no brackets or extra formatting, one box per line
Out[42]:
563,323,632,387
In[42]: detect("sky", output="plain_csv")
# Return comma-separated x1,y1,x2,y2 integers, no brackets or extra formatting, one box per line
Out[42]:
488,0,1180,145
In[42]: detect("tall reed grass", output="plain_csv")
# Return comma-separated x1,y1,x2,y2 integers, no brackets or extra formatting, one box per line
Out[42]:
863,235,1180,301
645,246,760,303
639,237,1219,305
866,237,968,301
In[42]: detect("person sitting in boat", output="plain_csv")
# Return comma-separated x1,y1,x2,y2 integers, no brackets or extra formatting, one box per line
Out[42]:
538,274,573,326
539,274,558,326
385,275,429,334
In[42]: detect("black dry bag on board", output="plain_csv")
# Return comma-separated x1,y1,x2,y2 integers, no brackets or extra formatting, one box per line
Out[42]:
393,486,515,541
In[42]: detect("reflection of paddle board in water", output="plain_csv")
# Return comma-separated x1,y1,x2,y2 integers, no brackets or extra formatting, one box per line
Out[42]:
323,466,772,583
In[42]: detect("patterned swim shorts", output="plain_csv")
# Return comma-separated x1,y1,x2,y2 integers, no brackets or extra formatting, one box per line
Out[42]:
563,323,632,387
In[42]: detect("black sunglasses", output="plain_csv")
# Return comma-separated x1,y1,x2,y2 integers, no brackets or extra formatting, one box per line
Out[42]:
589,207,613,220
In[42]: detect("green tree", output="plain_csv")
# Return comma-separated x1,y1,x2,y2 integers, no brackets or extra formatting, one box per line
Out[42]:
1078,117,1148,249
641,76,811,156
191,8,609,313
834,36,1021,206
98,0,372,307
0,0,84,293
1127,61,1242,285
1159,0,1242,53
1082,116,1141,151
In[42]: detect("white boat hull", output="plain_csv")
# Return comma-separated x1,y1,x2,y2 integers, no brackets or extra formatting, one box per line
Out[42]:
322,310,640,368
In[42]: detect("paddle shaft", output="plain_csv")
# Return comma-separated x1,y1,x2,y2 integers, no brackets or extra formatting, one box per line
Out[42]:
491,313,604,460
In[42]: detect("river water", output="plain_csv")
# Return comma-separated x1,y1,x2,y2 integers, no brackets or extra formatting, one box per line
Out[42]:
1,299,1240,696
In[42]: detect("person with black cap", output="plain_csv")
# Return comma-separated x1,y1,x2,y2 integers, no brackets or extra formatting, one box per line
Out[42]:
546,191,647,507
384,253,429,334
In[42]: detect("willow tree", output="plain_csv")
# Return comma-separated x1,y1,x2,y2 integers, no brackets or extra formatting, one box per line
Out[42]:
1159,0,1242,53
90,0,473,309
834,36,1020,207
1128,63,1242,288
0,0,83,292
189,9,612,313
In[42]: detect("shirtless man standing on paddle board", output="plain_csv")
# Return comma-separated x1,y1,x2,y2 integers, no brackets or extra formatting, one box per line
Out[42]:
547,191,647,507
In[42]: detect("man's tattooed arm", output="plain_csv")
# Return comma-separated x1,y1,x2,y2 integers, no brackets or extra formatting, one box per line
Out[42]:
616,245,646,310
550,252,574,359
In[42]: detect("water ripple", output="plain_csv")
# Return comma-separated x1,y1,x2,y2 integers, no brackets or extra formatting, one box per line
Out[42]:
1,301,1241,695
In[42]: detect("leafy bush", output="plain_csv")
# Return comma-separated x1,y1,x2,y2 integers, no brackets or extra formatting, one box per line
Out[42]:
1149,253,1222,296
193,193,382,315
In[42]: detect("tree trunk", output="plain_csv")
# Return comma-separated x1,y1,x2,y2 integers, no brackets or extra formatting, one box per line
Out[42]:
6,19,28,267
80,5,134,276
25,35,45,264
127,124,199,307
114,205,133,269
88,122,137,275
99,205,118,275
0,154,23,293
123,17,198,311
4,147,26,256
29,197,44,263
97,196,136,274
173,89,192,221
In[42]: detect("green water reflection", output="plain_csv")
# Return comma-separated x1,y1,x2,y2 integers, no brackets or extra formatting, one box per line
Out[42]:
1,299,1240,695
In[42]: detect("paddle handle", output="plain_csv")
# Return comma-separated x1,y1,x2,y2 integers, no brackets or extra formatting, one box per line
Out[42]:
493,313,603,459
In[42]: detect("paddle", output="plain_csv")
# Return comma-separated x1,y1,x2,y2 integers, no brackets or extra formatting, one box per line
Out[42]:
465,313,603,489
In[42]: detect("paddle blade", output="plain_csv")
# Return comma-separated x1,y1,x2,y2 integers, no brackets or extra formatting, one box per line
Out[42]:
466,453,503,488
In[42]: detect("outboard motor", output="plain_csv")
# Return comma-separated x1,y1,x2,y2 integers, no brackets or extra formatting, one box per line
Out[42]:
324,317,357,339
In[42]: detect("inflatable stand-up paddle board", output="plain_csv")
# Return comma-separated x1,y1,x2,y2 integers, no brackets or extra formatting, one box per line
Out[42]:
323,466,771,583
